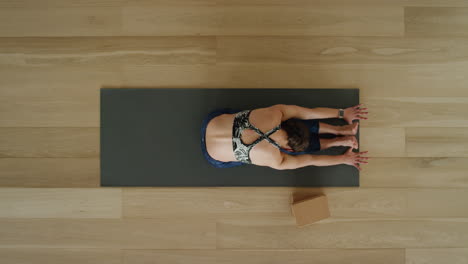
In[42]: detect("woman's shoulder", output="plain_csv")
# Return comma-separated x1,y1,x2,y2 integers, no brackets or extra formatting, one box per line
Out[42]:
251,146,284,168
250,106,283,120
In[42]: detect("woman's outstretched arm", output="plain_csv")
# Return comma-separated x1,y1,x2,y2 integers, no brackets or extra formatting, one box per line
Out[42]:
272,104,368,124
270,148,369,171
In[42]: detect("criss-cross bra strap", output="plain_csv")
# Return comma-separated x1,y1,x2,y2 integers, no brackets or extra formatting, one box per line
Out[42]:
247,124,282,149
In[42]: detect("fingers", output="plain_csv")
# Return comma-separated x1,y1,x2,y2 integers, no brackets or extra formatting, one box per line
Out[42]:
353,104,368,113
353,104,363,109
348,150,369,170
351,106,368,120
356,154,369,164
354,163,362,171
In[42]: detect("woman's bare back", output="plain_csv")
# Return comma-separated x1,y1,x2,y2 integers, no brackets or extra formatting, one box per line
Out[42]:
205,107,288,164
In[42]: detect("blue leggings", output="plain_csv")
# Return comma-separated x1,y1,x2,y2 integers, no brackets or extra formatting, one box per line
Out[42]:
201,108,245,168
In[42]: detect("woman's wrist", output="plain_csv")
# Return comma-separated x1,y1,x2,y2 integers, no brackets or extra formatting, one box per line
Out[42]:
336,154,347,165
338,108,344,119
325,155,347,166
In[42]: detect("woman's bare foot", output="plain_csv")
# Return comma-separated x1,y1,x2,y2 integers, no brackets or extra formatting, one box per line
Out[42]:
340,135,358,149
339,122,359,136
319,122,359,135
320,135,358,150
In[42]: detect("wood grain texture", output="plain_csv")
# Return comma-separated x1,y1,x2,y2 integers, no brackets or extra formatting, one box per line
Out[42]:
0,158,99,187
1,0,468,262
0,188,121,218
0,66,117,127
217,36,468,64
0,0,124,8
363,97,468,128
123,188,468,218
406,248,468,264
361,158,468,188
123,249,405,264
217,217,468,249
0,37,216,67
406,128,468,157
405,7,468,37
0,218,215,249
123,5,403,36
122,5,217,36
130,0,402,5
0,7,122,37
0,128,98,157
122,63,468,97
3,65,466,128
405,0,468,7
9,69,454,129
360,128,405,157
0,248,122,264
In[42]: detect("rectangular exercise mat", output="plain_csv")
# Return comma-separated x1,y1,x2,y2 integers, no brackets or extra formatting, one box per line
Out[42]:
101,88,360,187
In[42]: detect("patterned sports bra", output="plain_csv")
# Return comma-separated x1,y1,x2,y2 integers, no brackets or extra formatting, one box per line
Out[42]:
232,110,287,164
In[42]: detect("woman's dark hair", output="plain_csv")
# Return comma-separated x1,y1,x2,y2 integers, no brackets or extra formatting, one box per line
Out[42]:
281,119,310,152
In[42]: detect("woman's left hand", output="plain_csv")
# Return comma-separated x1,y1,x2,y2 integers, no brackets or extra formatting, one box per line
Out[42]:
344,104,368,124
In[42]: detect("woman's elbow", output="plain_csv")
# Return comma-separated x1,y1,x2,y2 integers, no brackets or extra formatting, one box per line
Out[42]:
270,158,299,170
270,164,294,170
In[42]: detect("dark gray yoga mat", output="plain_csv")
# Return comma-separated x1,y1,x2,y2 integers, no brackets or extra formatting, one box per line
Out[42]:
101,88,360,187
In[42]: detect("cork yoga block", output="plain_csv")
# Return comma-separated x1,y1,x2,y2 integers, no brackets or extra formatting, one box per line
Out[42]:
291,194,330,227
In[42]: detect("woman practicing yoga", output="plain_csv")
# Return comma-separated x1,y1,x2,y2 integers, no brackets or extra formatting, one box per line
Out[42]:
201,104,369,170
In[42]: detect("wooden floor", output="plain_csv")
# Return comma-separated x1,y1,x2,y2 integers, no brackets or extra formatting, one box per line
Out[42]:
1,1,468,263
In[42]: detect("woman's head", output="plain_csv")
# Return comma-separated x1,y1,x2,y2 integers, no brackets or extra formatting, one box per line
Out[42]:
281,119,310,152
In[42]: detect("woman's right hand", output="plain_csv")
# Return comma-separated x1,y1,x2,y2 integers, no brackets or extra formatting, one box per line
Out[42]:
342,148,369,171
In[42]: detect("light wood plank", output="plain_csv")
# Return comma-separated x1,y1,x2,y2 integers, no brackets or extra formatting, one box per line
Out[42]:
123,188,468,218
217,217,468,249
405,0,468,7
405,7,468,37
0,0,468,259
127,0,215,6
131,0,403,5
0,7,122,37
0,188,121,218
123,5,403,36
8,158,466,189
0,218,215,249
406,189,468,217
0,0,124,7
406,127,468,157
122,5,218,36
360,128,405,157
0,66,118,127
2,65,467,127
0,128,98,158
217,36,468,65
329,189,468,218
215,6,404,37
123,188,292,218
123,249,404,264
364,97,468,128
123,63,468,97
361,158,468,188
406,248,468,264
0,158,99,187
0,37,216,67
0,248,122,264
